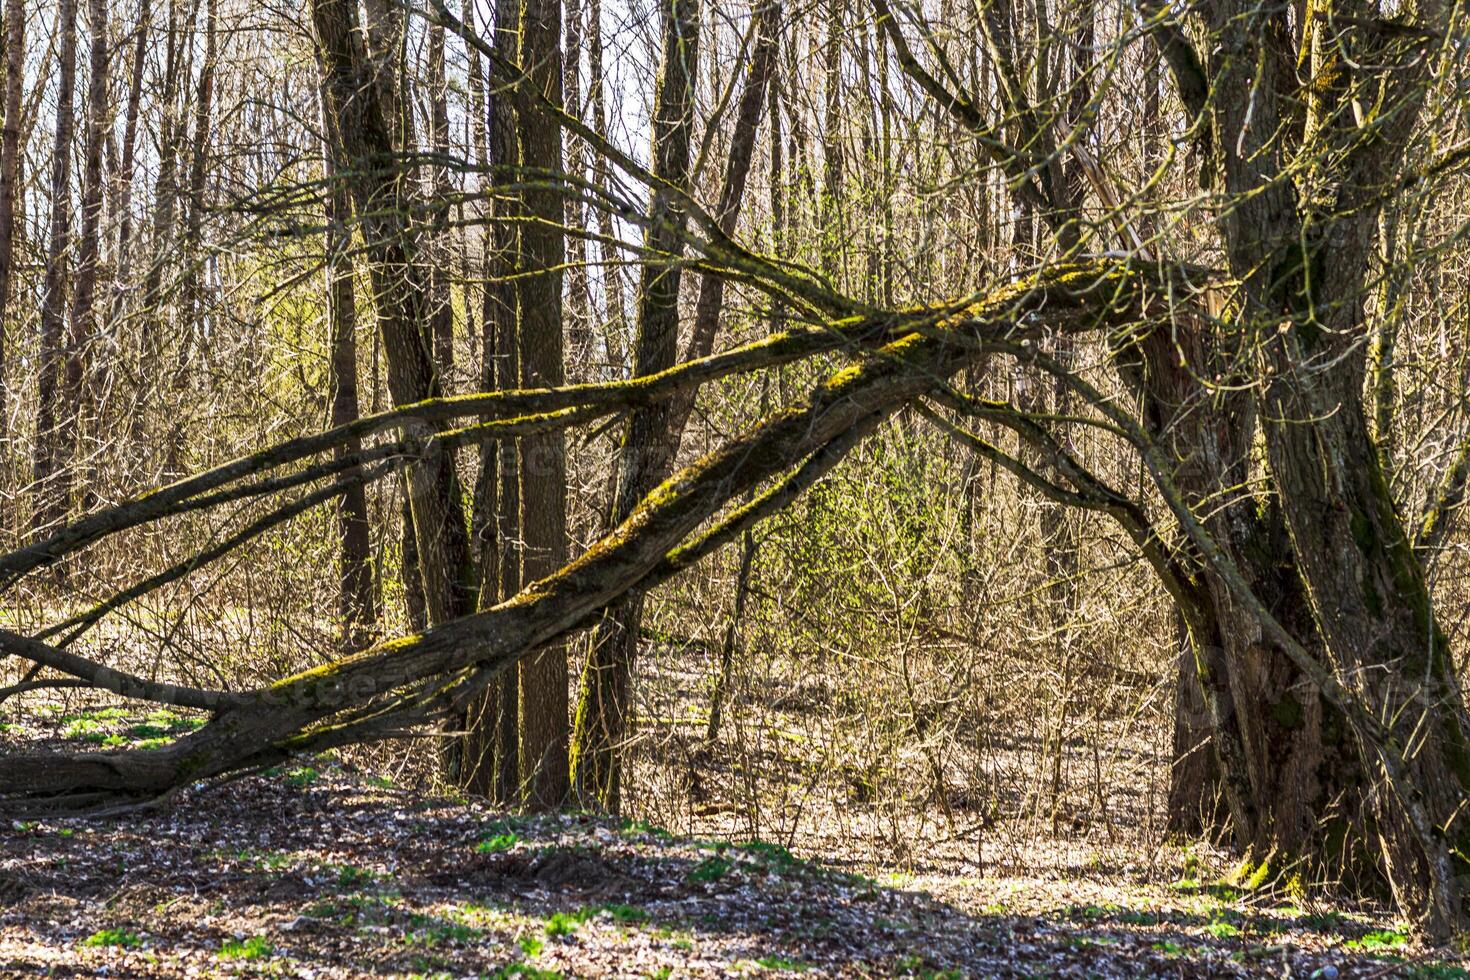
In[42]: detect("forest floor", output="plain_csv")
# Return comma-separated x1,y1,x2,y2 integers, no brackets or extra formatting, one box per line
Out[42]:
1,702,1468,978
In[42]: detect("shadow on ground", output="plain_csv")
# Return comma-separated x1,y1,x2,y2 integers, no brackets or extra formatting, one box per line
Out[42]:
0,727,1465,978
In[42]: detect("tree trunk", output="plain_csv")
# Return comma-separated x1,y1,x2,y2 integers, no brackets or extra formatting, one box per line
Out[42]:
562,0,593,380
586,0,626,377
318,76,379,652
58,0,111,517
0,0,25,454
426,19,456,389
32,0,79,532
515,0,572,811
311,0,474,638
571,0,700,811
453,0,522,803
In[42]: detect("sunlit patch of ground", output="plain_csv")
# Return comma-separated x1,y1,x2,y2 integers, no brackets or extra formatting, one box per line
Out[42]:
0,704,1466,978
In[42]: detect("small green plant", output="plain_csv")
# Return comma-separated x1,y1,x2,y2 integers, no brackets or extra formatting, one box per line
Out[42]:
688,855,733,883
620,818,673,840
492,965,561,980
329,863,377,887
218,936,272,960
408,918,481,945
1153,940,1185,955
1345,928,1410,951
1205,919,1242,939
740,840,802,873
519,935,545,957
81,928,144,949
755,955,811,971
544,908,595,937
476,833,520,854
285,766,320,787
597,903,648,923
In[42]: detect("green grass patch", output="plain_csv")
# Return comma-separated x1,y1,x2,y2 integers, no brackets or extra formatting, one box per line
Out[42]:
81,928,144,949
218,936,272,960
476,832,520,855
595,903,647,924
754,955,811,971
1345,928,1410,951
285,766,320,788
688,855,734,883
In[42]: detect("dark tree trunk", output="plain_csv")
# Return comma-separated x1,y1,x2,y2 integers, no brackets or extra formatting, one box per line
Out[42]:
311,0,474,638
58,0,111,516
571,0,700,811
0,0,25,452
453,0,522,804
318,78,379,651
32,0,80,532
515,0,571,811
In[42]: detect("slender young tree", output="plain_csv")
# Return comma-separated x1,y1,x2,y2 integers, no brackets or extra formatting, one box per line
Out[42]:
0,0,25,443
56,0,112,516
318,77,379,651
32,0,81,531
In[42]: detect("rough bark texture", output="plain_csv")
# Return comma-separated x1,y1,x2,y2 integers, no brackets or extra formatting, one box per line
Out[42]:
515,0,572,811
1183,0,1470,933
319,81,379,652
455,0,523,803
57,0,110,517
571,0,701,810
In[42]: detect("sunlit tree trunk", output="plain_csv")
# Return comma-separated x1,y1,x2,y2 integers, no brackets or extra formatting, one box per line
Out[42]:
58,0,111,516
318,74,379,652
454,0,522,803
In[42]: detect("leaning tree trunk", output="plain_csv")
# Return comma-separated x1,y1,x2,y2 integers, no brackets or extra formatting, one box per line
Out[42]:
570,0,701,811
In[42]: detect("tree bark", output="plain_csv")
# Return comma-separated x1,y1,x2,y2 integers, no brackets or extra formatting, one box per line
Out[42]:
58,0,111,517
515,0,572,810
32,0,80,532
0,0,25,451
571,0,701,811
318,73,380,652
454,0,522,803
311,0,474,638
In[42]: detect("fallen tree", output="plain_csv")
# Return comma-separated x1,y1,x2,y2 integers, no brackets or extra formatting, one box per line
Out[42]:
0,258,1165,813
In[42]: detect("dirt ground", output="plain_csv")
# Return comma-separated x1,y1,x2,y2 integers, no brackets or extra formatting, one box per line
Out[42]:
0,699,1466,979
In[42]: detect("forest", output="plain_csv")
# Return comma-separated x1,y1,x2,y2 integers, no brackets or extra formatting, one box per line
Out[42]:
0,0,1469,973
